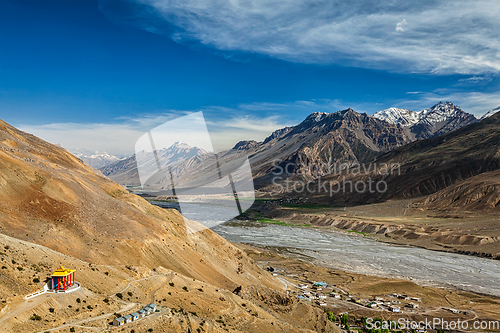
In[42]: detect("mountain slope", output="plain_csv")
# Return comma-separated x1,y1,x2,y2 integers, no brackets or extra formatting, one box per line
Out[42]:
0,119,277,289
372,107,420,126
480,106,500,120
415,169,500,211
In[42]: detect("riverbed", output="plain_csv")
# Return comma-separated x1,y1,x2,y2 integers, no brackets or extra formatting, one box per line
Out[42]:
151,201,500,297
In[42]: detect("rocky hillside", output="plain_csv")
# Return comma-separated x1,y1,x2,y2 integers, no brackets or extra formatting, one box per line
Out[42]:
309,110,500,205
0,119,273,288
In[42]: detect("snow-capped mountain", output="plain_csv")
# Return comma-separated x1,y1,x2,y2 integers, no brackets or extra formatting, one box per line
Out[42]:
72,149,122,169
372,107,420,126
480,106,500,120
373,102,477,139
100,141,208,186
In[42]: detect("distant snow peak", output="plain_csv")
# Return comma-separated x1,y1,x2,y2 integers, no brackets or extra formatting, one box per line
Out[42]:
170,141,190,148
480,106,500,120
373,107,420,127
72,149,121,169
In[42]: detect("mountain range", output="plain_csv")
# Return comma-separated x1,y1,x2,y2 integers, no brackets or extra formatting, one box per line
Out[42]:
100,141,207,187
315,110,500,208
72,149,122,169
100,101,482,192
372,101,477,139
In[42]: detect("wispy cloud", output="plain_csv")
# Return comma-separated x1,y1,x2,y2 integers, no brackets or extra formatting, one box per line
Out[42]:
100,0,500,74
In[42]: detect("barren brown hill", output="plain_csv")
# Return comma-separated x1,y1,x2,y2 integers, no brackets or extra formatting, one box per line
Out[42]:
416,169,500,211
0,119,342,332
0,118,275,290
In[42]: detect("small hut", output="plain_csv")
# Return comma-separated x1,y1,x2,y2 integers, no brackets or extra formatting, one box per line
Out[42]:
113,317,125,326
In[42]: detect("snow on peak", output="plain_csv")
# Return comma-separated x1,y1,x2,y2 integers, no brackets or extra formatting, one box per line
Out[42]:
373,102,474,128
480,106,500,120
306,112,329,122
372,107,420,127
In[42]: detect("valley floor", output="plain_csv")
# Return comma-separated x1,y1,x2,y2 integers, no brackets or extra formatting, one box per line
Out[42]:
235,242,500,332
248,198,500,260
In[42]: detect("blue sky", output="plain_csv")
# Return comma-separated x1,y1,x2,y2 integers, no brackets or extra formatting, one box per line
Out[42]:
1,0,499,155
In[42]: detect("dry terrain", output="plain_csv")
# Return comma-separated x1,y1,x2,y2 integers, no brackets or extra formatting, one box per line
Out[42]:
0,119,342,332
237,243,500,331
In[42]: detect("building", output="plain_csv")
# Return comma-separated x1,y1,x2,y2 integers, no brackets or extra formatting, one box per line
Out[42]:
138,309,146,318
143,307,152,315
50,264,76,291
124,314,132,323
408,303,419,309
148,303,157,311
389,306,400,313
367,302,377,308
113,317,125,326
131,312,139,321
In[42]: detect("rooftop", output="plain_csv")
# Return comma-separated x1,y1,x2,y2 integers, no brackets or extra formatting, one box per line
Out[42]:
51,264,75,277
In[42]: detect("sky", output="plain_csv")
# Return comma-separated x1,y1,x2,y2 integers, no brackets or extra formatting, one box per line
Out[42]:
1,0,499,156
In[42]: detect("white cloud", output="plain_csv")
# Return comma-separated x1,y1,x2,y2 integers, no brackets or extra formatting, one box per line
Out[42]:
100,0,500,74
396,19,407,32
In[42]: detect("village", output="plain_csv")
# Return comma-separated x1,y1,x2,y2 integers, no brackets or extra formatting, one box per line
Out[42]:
259,260,476,333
